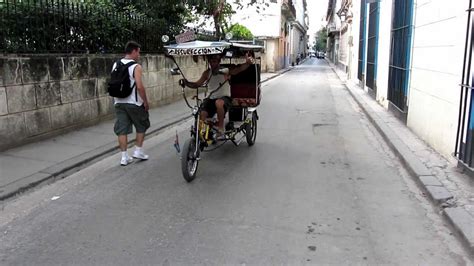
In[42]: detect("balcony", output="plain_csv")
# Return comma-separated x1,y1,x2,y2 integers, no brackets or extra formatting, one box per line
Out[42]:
337,0,353,23
327,23,340,34
282,0,296,21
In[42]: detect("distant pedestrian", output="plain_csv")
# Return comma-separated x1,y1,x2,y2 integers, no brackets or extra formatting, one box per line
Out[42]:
110,41,150,166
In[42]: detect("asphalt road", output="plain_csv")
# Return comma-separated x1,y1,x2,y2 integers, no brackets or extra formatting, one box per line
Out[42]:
0,59,471,265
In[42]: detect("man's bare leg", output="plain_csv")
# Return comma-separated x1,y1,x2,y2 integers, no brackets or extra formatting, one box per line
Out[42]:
215,99,225,132
118,135,128,151
118,134,133,165
200,111,209,122
135,133,145,147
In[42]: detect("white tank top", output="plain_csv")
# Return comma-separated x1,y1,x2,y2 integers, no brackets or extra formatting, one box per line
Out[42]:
113,59,142,106
208,68,230,99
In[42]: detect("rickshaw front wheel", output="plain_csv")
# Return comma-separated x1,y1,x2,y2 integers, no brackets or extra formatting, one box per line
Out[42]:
245,111,258,146
181,138,199,182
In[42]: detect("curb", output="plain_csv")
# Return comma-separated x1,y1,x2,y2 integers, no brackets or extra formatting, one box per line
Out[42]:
0,69,290,202
0,113,191,201
444,207,474,254
327,64,474,255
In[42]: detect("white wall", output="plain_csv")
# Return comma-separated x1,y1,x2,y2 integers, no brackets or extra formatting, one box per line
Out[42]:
229,0,282,38
295,0,306,26
349,0,362,83
339,27,349,66
344,0,390,107
291,28,298,64
373,0,393,108
293,0,308,61
348,0,392,106
264,39,279,72
290,25,306,64
228,0,283,72
407,0,466,158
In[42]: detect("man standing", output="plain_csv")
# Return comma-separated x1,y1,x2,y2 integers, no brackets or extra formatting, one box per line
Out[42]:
113,41,150,166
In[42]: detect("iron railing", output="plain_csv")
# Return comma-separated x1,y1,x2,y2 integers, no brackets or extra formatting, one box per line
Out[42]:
455,0,474,166
357,0,366,81
365,2,379,92
387,0,414,112
0,0,166,54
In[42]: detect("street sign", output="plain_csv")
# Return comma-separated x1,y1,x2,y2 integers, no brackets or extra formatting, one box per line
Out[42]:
175,31,196,44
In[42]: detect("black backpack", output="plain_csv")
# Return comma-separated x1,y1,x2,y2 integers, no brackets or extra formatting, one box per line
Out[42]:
108,60,137,98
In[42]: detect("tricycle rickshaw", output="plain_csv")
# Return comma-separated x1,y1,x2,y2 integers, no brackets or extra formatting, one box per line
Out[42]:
164,40,263,182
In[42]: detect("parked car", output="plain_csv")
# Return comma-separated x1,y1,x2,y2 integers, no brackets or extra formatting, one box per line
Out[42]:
316,52,325,59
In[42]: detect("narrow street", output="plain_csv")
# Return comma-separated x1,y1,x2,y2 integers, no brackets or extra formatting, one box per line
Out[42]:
0,59,470,264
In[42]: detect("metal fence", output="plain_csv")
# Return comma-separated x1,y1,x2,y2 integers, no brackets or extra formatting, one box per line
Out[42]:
357,0,366,82
0,0,165,53
365,2,379,92
455,0,474,167
387,0,414,112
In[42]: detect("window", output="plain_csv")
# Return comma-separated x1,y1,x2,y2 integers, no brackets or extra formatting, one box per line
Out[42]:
366,2,380,92
357,1,366,81
387,0,414,112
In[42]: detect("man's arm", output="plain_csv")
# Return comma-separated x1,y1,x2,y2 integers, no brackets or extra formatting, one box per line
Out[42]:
185,69,210,89
134,65,149,111
229,54,255,76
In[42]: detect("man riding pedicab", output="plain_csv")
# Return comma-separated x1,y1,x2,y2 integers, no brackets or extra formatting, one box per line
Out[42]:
181,53,255,138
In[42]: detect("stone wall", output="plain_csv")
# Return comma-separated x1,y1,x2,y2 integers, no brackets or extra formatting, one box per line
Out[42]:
0,54,205,151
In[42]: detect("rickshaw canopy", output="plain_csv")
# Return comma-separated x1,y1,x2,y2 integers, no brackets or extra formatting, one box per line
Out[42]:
164,41,264,57
164,41,231,56
228,42,264,51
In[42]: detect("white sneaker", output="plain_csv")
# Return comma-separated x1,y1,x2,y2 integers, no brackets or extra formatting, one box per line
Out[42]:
120,156,133,166
133,150,149,160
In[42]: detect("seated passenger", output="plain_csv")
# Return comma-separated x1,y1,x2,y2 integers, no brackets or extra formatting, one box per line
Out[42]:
182,53,254,136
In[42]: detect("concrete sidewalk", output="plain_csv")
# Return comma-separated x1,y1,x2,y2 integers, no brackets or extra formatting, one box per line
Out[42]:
0,70,289,201
327,61,474,255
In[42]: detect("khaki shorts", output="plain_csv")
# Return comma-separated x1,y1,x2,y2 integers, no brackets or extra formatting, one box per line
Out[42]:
114,103,150,135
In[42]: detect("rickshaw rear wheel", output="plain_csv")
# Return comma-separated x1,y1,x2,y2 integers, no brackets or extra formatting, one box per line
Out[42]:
245,111,258,146
181,138,199,182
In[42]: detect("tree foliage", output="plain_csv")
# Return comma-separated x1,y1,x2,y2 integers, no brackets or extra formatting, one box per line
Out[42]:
184,0,274,39
183,0,232,39
227,23,254,40
314,27,328,52
0,0,189,53
109,0,188,36
0,0,273,53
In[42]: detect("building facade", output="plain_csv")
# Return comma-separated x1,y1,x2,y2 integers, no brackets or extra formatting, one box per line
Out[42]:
329,0,473,166
326,0,341,66
290,0,309,66
336,0,353,75
230,0,308,72
409,1,466,163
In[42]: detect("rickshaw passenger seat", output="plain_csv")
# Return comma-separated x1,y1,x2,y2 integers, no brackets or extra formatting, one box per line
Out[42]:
223,64,261,107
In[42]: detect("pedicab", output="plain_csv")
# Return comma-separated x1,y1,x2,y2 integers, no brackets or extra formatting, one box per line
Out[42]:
164,40,263,182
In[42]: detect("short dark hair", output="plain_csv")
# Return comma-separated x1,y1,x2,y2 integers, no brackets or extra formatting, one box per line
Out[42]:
207,54,222,61
125,41,141,54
